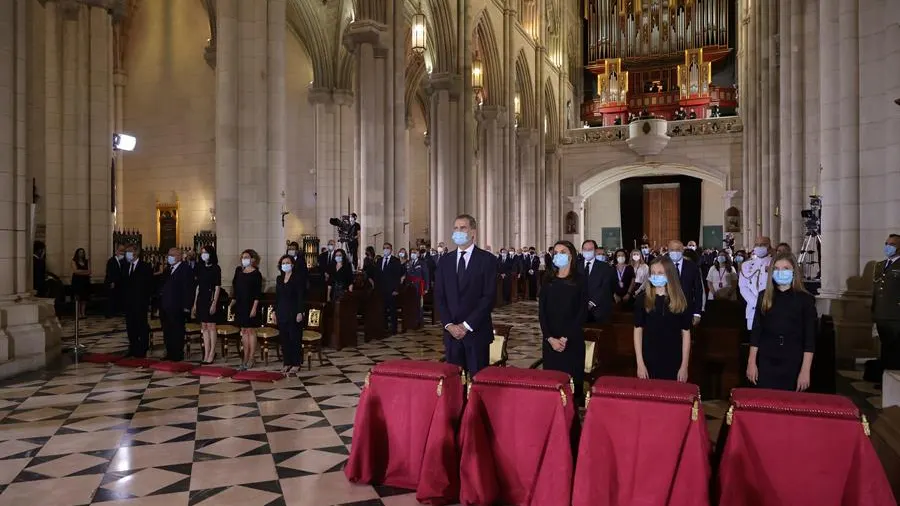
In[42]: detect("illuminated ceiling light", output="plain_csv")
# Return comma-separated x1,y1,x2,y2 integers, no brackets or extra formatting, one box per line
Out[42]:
411,7,426,56
112,133,136,151
472,52,484,92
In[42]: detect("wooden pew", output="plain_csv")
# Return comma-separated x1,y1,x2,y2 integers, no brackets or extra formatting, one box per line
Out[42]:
694,300,745,399
398,283,422,333
328,290,360,351
495,276,506,308
362,287,386,342
810,315,837,394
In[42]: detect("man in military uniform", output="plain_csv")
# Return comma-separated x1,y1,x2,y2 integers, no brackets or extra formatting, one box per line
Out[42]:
873,234,900,371
739,236,773,330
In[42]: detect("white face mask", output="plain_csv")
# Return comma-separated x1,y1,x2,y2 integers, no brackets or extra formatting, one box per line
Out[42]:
241,258,251,268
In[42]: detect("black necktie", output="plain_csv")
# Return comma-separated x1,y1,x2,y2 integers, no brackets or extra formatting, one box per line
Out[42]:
457,251,467,286
129,263,134,276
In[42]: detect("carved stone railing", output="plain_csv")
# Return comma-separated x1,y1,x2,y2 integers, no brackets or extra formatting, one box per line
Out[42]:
562,116,743,145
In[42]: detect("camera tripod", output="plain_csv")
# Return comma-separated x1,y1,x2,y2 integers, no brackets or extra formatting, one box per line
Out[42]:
798,232,822,282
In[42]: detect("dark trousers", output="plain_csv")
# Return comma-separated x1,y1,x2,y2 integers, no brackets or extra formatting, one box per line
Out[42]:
383,291,398,334
501,276,512,303
278,317,303,366
106,285,122,317
445,336,489,377
124,307,150,357
527,275,538,300
160,308,186,361
878,320,900,371
348,241,359,268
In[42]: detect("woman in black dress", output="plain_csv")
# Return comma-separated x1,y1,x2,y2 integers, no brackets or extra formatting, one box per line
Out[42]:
746,253,817,391
612,248,637,306
274,255,307,374
71,248,91,318
539,240,588,403
193,245,222,364
633,256,693,382
363,246,377,289
230,249,263,370
328,248,354,302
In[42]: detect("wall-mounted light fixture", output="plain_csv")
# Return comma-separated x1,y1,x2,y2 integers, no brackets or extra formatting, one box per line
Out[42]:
411,4,426,56
514,92,521,127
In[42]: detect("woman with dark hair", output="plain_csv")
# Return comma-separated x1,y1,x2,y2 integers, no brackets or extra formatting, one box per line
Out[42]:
328,248,354,302
363,246,377,288
539,240,588,402
71,248,91,318
193,245,222,364
230,249,263,370
746,253,817,391
274,254,306,374
612,248,637,305
634,256,693,381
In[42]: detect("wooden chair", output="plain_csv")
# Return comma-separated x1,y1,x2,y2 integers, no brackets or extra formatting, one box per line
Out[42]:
302,303,325,370
583,327,604,385
217,305,241,358
490,324,512,366
184,322,203,359
149,318,162,351
257,305,281,365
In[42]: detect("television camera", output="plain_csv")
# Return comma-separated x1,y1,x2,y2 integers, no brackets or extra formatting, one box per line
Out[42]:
329,215,354,243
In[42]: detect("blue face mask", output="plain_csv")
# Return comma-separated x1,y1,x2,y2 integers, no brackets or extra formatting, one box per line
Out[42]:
125,252,134,262
649,275,668,287
410,253,417,261
383,249,391,257
886,245,898,258
582,250,595,260
753,246,769,258
735,255,744,263
641,248,650,255
166,255,176,265
281,264,293,273
773,269,794,286
596,253,608,262
451,231,469,246
552,253,570,268
717,255,727,264
669,251,683,262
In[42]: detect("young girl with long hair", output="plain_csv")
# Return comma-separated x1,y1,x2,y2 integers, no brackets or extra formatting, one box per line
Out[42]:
230,249,262,370
633,256,693,382
746,253,817,391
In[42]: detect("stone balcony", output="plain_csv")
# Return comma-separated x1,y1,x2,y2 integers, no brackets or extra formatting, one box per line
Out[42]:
561,116,744,146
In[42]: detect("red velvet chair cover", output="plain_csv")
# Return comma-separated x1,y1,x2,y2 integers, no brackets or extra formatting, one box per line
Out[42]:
345,360,464,505
572,376,710,506
81,353,123,364
190,366,238,378
115,357,158,368
149,361,196,373
718,388,896,506
231,370,285,382
459,367,576,506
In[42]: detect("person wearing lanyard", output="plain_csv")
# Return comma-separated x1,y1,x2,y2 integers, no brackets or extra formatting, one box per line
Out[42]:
612,248,636,305
706,253,737,301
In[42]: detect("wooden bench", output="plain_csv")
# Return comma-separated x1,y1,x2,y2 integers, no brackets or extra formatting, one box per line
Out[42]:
398,282,422,333
328,290,360,351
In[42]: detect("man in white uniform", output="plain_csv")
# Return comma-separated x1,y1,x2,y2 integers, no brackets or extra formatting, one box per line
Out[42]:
739,236,773,330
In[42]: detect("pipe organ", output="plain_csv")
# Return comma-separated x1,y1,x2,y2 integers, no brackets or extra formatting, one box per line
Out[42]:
582,0,735,126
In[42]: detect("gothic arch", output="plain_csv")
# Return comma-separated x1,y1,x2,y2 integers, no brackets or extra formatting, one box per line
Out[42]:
473,9,503,106
515,50,535,129
544,78,558,146
577,161,728,199
287,0,332,88
405,53,429,120
424,0,456,74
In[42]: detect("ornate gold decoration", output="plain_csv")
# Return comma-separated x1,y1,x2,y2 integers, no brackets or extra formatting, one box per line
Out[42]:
585,391,592,409
436,378,443,397
691,399,699,421
560,387,567,407
726,404,734,425
363,370,371,390
862,414,871,437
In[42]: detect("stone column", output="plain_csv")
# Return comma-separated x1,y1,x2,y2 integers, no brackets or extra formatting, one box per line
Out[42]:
266,0,286,279
777,0,792,244
0,0,62,378
545,149,561,244
310,88,337,241
345,22,387,251
743,0,758,240
766,0,780,238
757,0,769,238
535,43,546,247
214,0,238,281
427,73,461,244
517,128,537,247
43,0,63,273
817,0,840,296
113,70,125,225
88,6,112,270
887,0,900,228
391,0,407,249
504,3,516,247
788,0,805,250
836,0,859,283
477,105,501,247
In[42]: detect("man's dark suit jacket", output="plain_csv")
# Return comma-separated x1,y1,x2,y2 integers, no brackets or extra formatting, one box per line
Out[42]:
498,256,516,276
578,258,615,323
677,258,704,316
318,251,335,273
434,246,497,344
374,255,404,295
527,255,540,275
105,256,126,286
160,263,195,314
123,261,153,312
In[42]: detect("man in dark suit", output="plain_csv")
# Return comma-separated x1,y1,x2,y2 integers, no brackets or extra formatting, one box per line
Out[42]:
435,214,497,376
123,245,153,357
497,248,515,303
526,247,540,300
668,240,704,325
318,240,337,275
159,247,195,361
375,242,404,335
873,234,900,373
105,244,127,317
578,240,615,324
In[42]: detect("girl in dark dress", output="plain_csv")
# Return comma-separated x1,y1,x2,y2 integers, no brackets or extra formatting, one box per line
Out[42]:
71,248,91,318
230,249,263,370
328,248,354,302
193,245,222,364
275,255,306,374
539,240,588,403
363,246,378,289
633,256,693,382
612,248,637,306
746,253,817,391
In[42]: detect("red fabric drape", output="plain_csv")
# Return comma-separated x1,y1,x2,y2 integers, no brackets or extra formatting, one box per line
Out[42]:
344,360,464,505
572,376,711,506
459,367,576,506
718,388,895,506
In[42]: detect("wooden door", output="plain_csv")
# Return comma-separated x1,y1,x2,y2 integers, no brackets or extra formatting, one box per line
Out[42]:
643,185,680,248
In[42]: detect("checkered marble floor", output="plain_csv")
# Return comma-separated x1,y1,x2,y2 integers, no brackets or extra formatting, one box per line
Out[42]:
0,302,872,505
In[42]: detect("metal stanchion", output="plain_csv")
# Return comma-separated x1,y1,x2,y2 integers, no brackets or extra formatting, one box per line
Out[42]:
66,295,87,357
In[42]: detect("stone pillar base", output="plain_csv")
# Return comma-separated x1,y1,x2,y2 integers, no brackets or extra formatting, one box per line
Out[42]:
817,289,877,368
0,297,63,379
